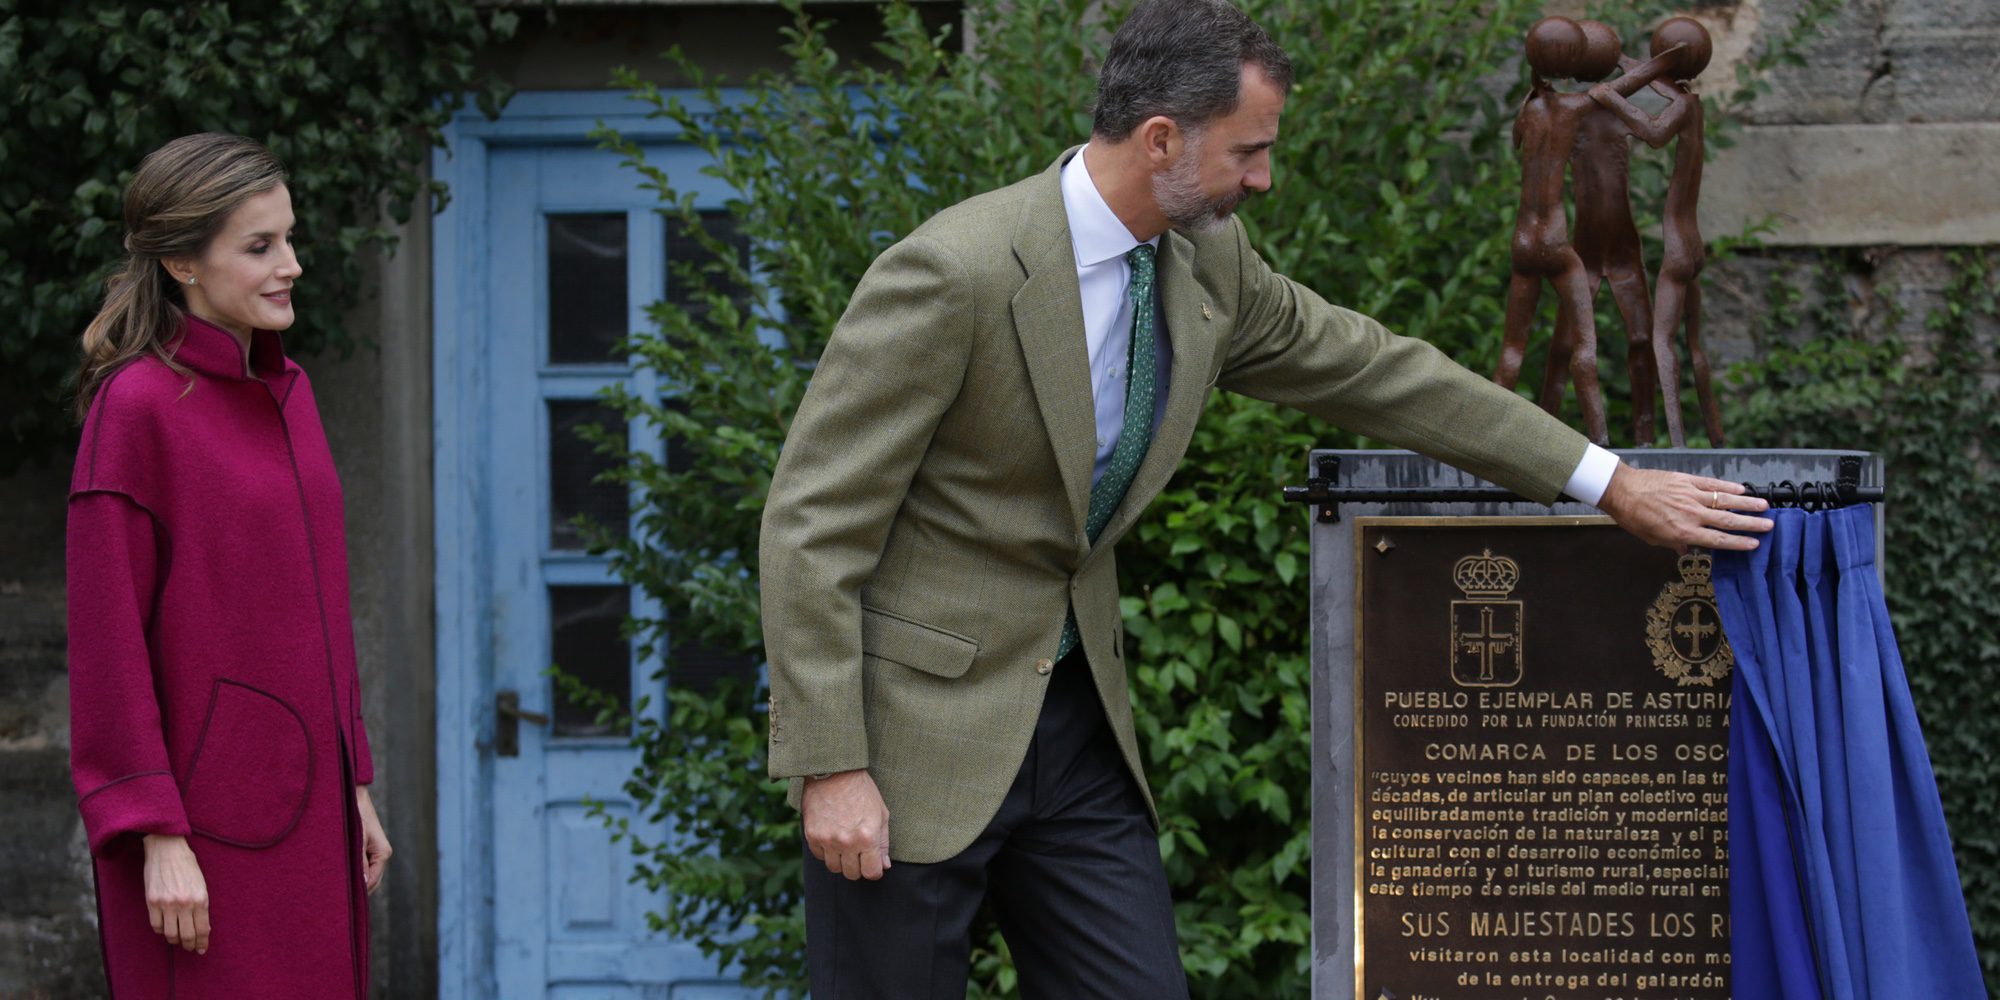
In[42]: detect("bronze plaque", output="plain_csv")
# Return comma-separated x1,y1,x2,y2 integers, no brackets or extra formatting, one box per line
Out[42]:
1356,517,1731,1000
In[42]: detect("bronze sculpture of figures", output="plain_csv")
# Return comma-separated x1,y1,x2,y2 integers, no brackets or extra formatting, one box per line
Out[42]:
1497,15,1721,448
1561,21,1658,443
1496,17,1682,446
1591,17,1720,447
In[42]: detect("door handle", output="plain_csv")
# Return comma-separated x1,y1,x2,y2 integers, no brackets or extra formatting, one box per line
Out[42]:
496,689,550,757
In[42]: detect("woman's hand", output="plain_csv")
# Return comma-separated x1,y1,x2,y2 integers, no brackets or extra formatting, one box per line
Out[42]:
356,786,392,895
142,834,209,954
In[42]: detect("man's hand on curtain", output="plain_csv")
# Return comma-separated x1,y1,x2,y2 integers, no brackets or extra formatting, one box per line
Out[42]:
1597,464,1772,553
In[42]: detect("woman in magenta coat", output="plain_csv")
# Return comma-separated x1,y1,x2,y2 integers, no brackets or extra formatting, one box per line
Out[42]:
67,132,391,998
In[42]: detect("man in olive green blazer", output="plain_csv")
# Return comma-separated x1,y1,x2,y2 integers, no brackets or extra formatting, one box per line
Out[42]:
760,2,1768,995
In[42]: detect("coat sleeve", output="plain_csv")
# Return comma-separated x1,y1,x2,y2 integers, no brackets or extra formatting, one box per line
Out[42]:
759,234,974,780
1215,223,1588,505
67,489,191,856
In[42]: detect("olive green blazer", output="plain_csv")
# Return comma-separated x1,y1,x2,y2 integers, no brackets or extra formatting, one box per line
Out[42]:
760,148,1589,863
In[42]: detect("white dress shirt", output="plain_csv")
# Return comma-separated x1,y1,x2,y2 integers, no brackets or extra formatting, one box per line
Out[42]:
1060,147,1167,486
1056,145,1616,505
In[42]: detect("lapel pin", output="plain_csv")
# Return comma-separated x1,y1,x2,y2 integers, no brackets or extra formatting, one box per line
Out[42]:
1201,302,1213,320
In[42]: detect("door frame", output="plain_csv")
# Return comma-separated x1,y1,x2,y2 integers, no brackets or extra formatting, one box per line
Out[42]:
431,89,732,998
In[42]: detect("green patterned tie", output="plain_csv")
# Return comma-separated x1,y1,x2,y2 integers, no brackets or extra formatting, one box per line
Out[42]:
1054,244,1158,662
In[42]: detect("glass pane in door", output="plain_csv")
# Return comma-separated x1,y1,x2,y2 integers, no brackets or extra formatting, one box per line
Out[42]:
548,401,629,550
665,210,752,324
549,584,632,738
549,212,630,364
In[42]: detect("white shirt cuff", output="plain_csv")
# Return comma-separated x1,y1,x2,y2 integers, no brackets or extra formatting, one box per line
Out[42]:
1564,444,1620,507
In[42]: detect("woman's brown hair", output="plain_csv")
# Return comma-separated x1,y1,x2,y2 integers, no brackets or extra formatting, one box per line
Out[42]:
74,133,288,419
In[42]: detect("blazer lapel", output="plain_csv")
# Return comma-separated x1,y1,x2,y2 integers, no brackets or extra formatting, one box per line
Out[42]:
1089,228,1218,554
1010,153,1095,542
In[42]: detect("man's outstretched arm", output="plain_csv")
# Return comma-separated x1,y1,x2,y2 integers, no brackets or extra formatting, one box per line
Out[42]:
1215,223,1769,552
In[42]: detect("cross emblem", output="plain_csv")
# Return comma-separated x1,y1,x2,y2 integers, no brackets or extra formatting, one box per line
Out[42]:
1461,605,1515,682
1673,601,1719,662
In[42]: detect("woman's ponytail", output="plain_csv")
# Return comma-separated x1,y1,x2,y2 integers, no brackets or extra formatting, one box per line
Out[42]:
75,248,189,420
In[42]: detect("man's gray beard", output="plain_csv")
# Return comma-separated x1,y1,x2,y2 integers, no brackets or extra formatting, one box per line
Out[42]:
1152,136,1246,234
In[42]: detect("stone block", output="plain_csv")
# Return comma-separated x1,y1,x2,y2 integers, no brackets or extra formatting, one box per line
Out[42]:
0,914,106,1000
0,749,88,915
0,750,102,999
0,573,69,751
1724,0,1888,126
1860,26,2000,124
1700,123,2000,245
1701,0,2000,126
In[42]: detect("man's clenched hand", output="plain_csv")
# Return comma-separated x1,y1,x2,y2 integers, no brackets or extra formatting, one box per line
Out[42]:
803,769,892,880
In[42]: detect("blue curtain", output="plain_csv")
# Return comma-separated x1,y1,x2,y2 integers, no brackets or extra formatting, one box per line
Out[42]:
1713,505,1983,999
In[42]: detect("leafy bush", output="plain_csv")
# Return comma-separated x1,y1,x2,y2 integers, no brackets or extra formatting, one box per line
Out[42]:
0,0,515,470
583,1,1840,995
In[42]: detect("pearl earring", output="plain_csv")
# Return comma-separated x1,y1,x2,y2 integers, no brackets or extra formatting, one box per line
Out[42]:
185,277,197,285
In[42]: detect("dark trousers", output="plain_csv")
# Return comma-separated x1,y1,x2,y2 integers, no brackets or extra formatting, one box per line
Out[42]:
803,652,1188,999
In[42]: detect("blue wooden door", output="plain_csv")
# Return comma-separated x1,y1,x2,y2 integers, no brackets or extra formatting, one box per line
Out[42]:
435,95,755,999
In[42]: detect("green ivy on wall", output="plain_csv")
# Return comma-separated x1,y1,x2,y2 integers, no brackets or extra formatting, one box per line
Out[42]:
1728,247,2000,991
0,0,516,471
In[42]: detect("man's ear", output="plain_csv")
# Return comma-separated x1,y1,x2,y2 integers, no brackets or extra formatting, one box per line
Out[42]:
1138,115,1183,168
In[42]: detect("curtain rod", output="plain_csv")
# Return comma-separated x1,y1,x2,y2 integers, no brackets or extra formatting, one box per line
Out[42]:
1283,455,1881,523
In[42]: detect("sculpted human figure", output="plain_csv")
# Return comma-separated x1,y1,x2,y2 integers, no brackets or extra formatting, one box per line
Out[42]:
1497,17,1679,446
1553,20,1660,444
1591,17,1719,446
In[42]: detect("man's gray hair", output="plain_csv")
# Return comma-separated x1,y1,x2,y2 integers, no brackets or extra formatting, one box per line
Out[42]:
1091,0,1294,142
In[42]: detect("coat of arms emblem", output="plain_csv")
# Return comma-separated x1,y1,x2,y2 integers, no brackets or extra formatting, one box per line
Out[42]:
1645,552,1734,686
1449,549,1523,688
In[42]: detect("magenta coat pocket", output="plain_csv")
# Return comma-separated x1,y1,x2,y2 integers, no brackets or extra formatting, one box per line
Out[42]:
181,680,313,848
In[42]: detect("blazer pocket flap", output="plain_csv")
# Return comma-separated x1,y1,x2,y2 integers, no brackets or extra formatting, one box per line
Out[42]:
861,607,978,679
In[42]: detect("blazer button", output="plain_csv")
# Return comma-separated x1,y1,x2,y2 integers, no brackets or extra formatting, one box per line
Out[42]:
1035,658,1053,675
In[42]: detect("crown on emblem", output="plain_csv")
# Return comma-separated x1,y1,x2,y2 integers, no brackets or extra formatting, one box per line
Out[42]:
1453,549,1520,600
1678,551,1712,583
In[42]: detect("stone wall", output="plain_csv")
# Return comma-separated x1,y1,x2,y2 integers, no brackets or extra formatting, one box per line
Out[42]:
0,462,105,998
1697,0,1998,372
